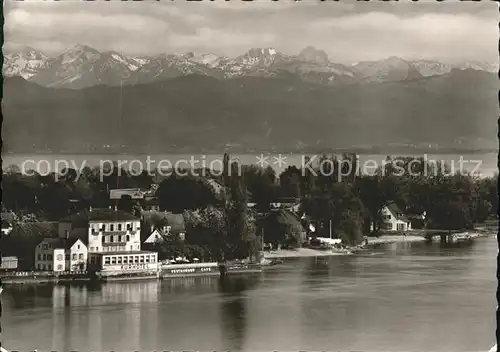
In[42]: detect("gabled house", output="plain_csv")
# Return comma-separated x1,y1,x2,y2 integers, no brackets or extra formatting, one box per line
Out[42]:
1,219,13,235
1,212,14,235
378,202,412,232
34,237,88,272
141,211,186,248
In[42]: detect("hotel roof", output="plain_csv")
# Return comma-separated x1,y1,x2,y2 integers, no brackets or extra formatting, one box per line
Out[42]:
60,208,139,223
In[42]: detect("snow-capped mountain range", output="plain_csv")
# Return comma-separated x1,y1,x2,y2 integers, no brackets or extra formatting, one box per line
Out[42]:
3,44,497,89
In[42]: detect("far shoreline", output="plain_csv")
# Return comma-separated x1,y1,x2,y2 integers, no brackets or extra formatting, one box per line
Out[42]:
262,232,494,260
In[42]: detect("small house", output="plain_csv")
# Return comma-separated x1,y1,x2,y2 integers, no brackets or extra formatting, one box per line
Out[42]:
378,202,412,232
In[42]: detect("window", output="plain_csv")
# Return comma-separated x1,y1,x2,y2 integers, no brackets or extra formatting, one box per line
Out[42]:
48,265,52,271
104,257,110,265
110,224,114,231
38,264,41,270
43,244,48,250
126,235,130,242
110,236,114,243
134,256,139,263
118,235,122,242
37,254,41,260
129,256,133,263
140,256,144,263
151,256,155,263
118,224,122,231
102,236,106,244
48,254,53,261
146,256,150,263
72,254,77,260
79,254,83,260
111,257,117,264
123,257,128,264
65,254,70,260
91,227,96,234
101,224,106,231
42,264,46,270
127,223,132,230
56,254,63,261
57,264,63,270
117,257,122,264
77,244,80,249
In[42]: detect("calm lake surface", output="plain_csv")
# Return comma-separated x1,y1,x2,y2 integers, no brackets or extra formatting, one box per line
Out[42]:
2,237,497,352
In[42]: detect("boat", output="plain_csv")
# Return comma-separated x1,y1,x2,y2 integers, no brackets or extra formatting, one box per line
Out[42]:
219,262,263,275
453,232,473,243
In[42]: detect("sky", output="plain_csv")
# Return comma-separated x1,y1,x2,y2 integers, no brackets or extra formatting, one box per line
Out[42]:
4,0,498,64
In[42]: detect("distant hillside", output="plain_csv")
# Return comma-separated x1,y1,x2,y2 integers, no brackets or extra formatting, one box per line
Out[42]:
2,69,497,154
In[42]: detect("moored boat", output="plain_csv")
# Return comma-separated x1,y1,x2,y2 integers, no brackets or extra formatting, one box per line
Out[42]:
220,262,263,275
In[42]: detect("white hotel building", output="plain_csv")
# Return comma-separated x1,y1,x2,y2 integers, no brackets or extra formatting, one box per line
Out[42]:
57,207,158,275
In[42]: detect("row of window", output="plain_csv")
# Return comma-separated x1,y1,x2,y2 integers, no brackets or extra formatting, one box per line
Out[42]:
103,255,156,265
38,264,52,270
101,235,131,243
37,253,84,261
91,223,140,233
41,243,81,250
88,244,140,252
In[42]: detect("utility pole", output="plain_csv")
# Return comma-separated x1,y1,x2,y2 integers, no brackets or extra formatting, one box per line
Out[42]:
261,227,264,250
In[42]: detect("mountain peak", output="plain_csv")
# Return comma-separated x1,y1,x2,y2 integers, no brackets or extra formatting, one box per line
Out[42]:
60,44,100,64
71,44,96,52
298,46,330,64
243,47,279,58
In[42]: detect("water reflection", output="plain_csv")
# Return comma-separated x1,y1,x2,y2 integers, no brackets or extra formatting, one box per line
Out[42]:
217,276,252,351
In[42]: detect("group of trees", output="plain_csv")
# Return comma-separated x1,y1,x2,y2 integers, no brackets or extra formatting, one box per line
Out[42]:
2,154,498,260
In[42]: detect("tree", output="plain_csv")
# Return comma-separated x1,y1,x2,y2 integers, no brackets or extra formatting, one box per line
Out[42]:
279,166,302,199
242,164,277,212
156,173,221,213
222,154,258,261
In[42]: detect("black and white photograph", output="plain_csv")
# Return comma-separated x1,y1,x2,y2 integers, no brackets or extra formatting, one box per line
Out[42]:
1,0,498,351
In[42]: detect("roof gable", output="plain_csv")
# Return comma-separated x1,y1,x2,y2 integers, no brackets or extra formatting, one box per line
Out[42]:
385,202,409,222
143,229,166,243
69,238,88,249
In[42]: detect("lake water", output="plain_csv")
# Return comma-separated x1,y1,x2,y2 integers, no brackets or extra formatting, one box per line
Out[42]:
2,152,498,178
2,237,497,352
